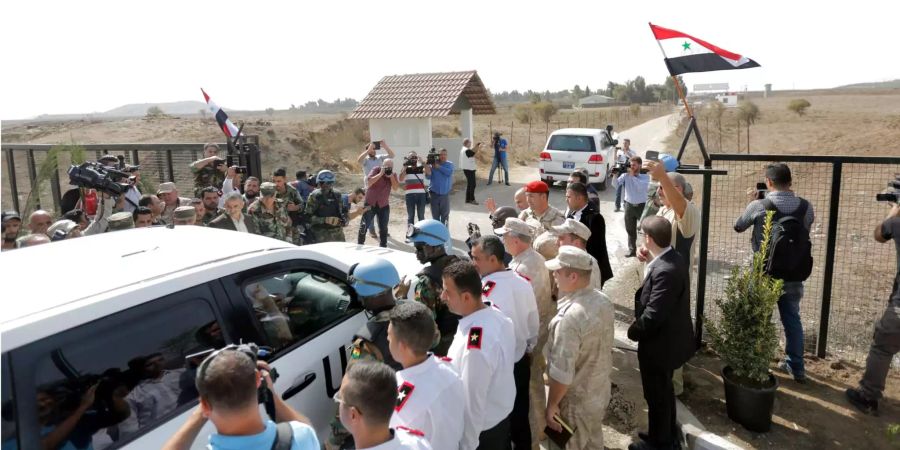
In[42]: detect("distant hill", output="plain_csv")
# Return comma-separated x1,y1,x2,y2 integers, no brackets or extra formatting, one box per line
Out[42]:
835,79,900,89
102,101,208,117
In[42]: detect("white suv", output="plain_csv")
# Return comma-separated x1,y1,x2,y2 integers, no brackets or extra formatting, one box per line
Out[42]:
539,128,616,189
0,227,422,449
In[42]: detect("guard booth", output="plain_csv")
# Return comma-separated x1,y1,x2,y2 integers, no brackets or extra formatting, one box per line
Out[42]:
349,71,496,171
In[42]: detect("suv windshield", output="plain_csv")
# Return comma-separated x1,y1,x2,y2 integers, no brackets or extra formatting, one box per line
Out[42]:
547,135,596,152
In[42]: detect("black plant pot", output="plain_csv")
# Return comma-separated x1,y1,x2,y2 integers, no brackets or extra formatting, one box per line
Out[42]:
721,366,778,432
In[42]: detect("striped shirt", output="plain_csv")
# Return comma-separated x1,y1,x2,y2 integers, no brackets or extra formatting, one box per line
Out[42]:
404,171,427,195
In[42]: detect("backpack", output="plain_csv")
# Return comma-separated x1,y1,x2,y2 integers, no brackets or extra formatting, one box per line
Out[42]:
762,198,813,282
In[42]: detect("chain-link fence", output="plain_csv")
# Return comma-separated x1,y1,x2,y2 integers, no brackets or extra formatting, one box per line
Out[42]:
696,154,900,363
2,138,260,216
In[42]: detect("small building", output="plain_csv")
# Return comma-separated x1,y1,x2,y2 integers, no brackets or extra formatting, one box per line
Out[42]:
577,94,614,108
715,93,739,108
349,70,495,169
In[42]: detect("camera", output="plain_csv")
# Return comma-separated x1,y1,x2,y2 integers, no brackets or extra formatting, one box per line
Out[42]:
213,158,226,167
67,162,130,196
191,342,279,413
383,167,393,176
372,141,381,150
756,182,768,200
426,147,439,165
876,175,900,204
224,155,248,174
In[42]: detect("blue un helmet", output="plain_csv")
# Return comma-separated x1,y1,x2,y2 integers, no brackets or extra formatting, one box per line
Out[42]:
407,219,450,246
316,169,336,185
348,257,400,298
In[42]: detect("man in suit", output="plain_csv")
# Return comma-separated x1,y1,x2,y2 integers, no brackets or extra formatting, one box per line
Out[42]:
564,182,613,286
208,192,260,234
627,216,695,450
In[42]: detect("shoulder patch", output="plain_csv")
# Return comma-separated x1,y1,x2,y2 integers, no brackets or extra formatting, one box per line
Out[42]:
434,355,452,362
397,425,425,437
482,280,496,297
395,382,415,412
518,273,532,283
467,326,483,350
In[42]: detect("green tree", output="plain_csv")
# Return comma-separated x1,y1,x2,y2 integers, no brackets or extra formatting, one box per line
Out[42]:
737,100,760,152
513,104,533,124
572,85,583,99
584,85,591,96
265,107,275,116
146,106,165,118
533,102,559,123
529,92,542,104
787,99,811,116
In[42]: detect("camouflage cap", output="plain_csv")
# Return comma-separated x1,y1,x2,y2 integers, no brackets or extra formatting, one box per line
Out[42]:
173,206,196,221
493,217,534,237
157,182,177,194
107,212,134,231
545,245,593,271
260,182,277,197
551,218,592,241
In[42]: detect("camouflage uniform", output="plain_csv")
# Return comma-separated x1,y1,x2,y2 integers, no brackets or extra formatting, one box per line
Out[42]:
160,197,192,225
545,287,614,450
191,165,226,197
201,209,223,226
247,198,292,243
520,205,565,256
511,246,554,448
274,185,304,245
413,254,460,356
304,188,347,244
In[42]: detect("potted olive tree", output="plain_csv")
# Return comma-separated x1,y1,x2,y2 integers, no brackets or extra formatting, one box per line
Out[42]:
708,211,783,432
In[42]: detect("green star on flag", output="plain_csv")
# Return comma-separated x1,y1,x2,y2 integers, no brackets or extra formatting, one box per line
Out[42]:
682,41,691,51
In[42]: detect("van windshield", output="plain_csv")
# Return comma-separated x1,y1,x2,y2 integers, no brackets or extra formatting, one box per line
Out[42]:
547,135,596,152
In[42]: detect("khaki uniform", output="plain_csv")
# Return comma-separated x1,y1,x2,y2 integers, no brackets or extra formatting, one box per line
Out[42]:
248,198,292,243
511,247,553,448
545,287,614,450
520,206,565,253
160,197,192,225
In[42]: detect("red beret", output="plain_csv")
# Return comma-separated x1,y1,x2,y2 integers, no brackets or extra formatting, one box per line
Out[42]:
525,180,549,193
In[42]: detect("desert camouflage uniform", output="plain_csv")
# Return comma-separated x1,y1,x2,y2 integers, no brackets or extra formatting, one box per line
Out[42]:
200,208,223,226
160,197,192,225
305,188,347,243
519,206,565,248
545,287,614,450
247,198,292,243
511,246,554,449
191,165,226,197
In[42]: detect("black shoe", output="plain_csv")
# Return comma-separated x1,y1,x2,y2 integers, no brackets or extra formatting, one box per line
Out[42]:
846,388,879,415
628,441,655,450
615,207,621,212
505,182,511,186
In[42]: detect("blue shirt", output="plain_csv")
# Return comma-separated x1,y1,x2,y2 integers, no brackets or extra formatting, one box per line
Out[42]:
208,420,319,450
294,181,314,201
427,161,455,195
341,193,351,211
614,173,650,205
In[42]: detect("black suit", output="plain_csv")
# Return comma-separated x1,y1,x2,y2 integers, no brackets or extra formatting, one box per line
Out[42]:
208,213,260,235
628,248,695,448
577,203,614,286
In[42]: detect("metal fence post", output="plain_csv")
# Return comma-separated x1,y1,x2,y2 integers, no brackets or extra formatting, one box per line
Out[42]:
6,149,20,213
26,149,40,210
166,149,175,182
695,172,713,348
817,161,843,358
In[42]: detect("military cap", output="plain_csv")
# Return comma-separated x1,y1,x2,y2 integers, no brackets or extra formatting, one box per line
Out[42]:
551,219,592,241
107,212,135,231
260,182,277,197
545,245,593,271
493,217,535,237
157,182,177,194
173,206,196,221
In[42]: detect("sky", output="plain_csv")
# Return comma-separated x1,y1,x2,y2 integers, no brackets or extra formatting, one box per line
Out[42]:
2,0,898,119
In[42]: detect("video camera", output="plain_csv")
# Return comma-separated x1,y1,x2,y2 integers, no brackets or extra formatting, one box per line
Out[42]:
191,342,279,418
67,161,131,196
876,175,900,204
215,155,247,174
426,147,439,165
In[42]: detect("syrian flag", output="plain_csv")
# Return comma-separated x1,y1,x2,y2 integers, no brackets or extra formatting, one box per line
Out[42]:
201,88,240,138
649,23,760,76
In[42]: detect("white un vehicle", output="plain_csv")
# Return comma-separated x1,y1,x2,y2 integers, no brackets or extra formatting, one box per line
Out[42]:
539,128,617,190
0,226,423,449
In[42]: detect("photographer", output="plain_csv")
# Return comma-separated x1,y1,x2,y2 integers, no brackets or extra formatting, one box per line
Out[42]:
424,148,454,225
734,163,814,383
614,138,636,212
189,143,227,197
459,139,479,205
846,202,900,415
359,158,400,248
487,132,509,186
612,156,650,257
400,151,428,233
162,350,318,450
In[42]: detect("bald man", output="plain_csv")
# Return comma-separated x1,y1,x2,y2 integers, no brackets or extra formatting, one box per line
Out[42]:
28,210,53,236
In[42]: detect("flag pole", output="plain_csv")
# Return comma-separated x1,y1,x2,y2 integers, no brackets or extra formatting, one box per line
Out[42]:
648,23,694,118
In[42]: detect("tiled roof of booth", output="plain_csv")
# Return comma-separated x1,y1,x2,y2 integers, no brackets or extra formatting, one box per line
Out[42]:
349,71,496,119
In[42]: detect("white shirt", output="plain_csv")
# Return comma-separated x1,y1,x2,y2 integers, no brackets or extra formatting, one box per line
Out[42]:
459,146,476,171
123,185,142,212
447,306,516,450
564,204,588,222
390,356,465,450
358,428,433,450
231,213,249,233
482,269,539,359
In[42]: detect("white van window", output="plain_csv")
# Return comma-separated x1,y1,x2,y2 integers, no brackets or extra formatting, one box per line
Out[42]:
547,135,596,152
243,270,359,352
27,299,224,449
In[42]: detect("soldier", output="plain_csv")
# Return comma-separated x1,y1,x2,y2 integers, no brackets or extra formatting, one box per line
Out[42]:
544,246,613,450
248,182,292,243
399,219,460,356
518,180,565,255
189,143,226,197
441,260,516,450
387,301,465,450
157,182,191,225
107,212,134,232
495,217,553,448
198,186,223,226
329,257,404,449
551,219,604,291
172,206,197,225
305,170,347,243
470,235,539,450
273,168,304,244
